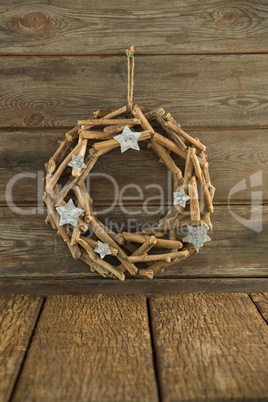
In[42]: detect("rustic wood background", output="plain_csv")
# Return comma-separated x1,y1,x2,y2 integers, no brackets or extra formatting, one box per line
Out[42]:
0,0,267,294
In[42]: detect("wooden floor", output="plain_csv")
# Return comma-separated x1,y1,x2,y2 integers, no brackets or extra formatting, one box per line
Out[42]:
1,293,268,402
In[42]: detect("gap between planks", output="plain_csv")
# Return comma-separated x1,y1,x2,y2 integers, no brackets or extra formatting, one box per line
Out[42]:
1,51,268,58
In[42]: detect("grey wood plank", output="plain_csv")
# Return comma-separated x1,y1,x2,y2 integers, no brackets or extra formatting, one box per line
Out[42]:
1,128,267,204
250,293,268,323
150,293,268,401
0,205,267,278
0,295,43,402
0,55,267,129
1,0,268,54
1,278,268,296
12,295,158,402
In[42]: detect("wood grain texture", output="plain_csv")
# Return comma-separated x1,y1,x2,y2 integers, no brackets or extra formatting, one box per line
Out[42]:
0,205,267,279
1,278,268,296
150,293,268,401
251,293,268,323
1,129,267,204
12,295,158,402
1,0,268,54
1,55,268,129
0,295,43,402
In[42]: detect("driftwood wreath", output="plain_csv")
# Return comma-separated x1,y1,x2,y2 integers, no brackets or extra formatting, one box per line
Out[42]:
44,47,215,280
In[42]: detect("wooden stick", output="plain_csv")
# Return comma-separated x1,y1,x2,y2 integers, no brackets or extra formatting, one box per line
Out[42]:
71,226,81,246
78,238,125,281
79,130,114,140
80,236,118,255
150,140,183,191
150,140,183,178
153,131,187,159
165,121,206,152
188,176,201,221
54,178,76,207
132,105,154,132
80,249,109,278
103,123,136,136
118,236,157,273
138,269,154,279
96,219,125,245
169,228,178,253
87,216,138,275
122,232,183,249
203,185,216,229
44,193,70,242
93,107,126,119
72,185,92,223
75,149,101,187
46,127,79,175
191,149,214,213
67,241,82,260
71,137,88,177
103,105,128,119
78,118,140,126
93,130,152,151
103,108,164,136
46,141,84,190
129,249,189,263
184,147,195,191
152,111,187,151
92,105,148,119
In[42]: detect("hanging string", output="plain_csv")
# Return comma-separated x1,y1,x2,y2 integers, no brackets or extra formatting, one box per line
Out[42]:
126,46,135,110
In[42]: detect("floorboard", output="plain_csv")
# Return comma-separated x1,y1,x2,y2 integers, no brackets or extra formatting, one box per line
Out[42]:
250,293,268,323
12,295,158,402
0,295,43,402
149,293,268,401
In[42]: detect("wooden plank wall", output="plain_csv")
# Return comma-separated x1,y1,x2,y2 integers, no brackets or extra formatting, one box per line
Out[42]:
0,0,267,293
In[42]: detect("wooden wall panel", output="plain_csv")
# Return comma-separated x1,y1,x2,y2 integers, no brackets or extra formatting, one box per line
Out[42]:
0,205,266,279
1,55,267,129
1,129,267,205
1,0,267,54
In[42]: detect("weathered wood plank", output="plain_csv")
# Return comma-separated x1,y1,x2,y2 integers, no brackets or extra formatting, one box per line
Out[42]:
0,205,267,278
1,1,268,55
1,55,267,129
12,295,158,402
0,295,43,402
251,293,268,323
1,129,267,204
1,278,268,296
150,293,268,401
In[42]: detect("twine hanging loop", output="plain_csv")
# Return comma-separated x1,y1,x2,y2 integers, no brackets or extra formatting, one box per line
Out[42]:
126,46,135,110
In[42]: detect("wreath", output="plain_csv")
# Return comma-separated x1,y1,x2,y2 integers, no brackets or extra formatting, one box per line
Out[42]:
44,47,215,280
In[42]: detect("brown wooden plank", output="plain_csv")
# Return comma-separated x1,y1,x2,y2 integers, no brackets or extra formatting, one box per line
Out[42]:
1,55,267,129
250,293,268,323
0,205,267,279
150,293,268,401
1,278,268,296
12,295,158,402
1,1,268,55
0,295,43,402
1,128,267,204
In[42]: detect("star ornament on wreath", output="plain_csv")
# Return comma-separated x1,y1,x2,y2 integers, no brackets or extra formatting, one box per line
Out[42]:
44,46,215,281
